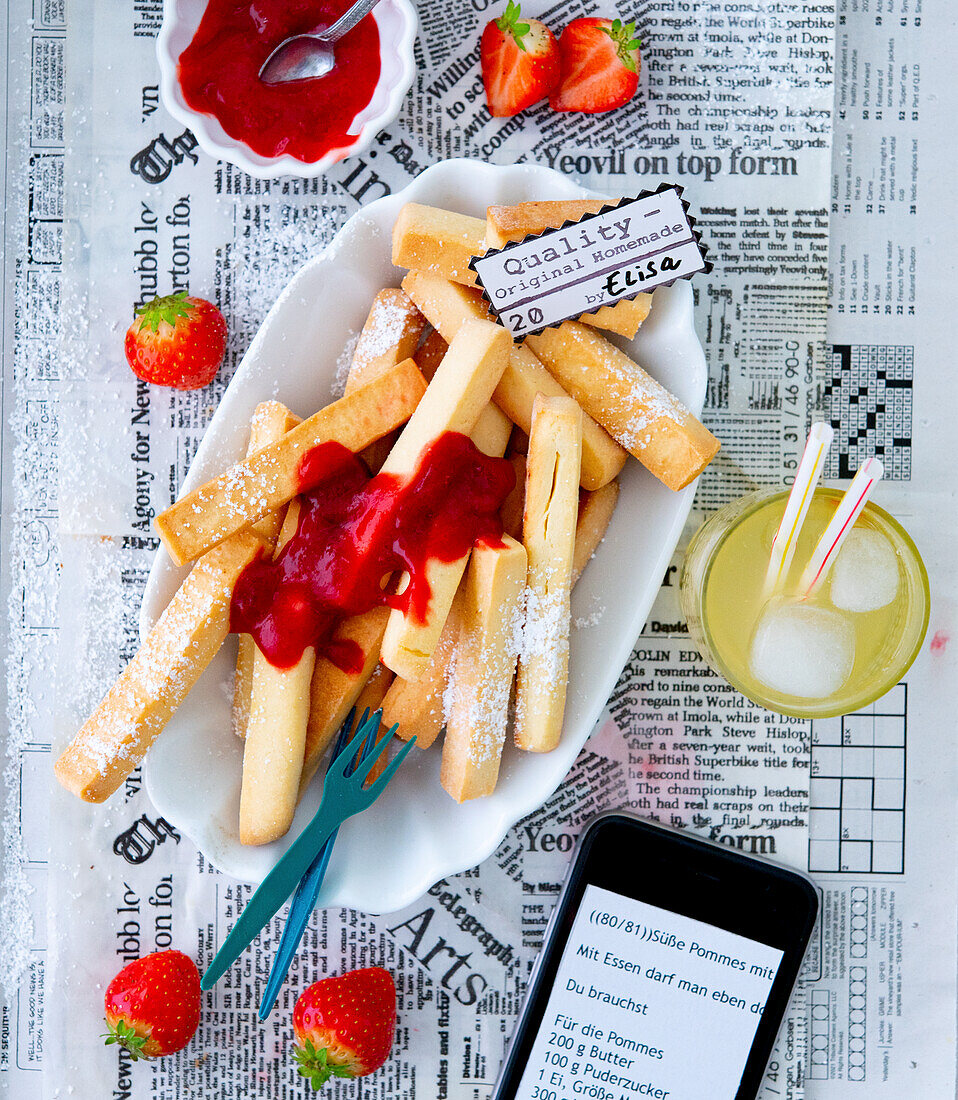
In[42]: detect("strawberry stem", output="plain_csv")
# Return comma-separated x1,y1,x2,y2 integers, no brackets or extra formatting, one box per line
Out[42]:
294,1040,356,1091
133,291,195,334
604,18,642,72
495,0,531,50
102,1019,149,1061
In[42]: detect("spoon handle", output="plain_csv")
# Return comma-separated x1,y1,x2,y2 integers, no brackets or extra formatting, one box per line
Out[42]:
320,0,383,43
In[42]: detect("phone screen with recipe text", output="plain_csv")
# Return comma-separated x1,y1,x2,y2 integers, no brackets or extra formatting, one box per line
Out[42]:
515,884,785,1100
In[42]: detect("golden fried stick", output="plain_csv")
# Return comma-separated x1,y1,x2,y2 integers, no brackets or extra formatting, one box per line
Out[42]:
472,402,513,459
155,359,427,566
345,289,426,395
298,607,390,797
401,271,626,491
392,203,487,286
413,328,448,381
526,321,720,491
514,395,583,753
485,200,608,247
54,530,264,803
347,290,427,474
353,662,394,718
572,480,619,585
485,201,652,338
233,402,301,739
441,536,526,802
352,662,395,783
239,501,314,846
382,593,462,750
379,319,511,681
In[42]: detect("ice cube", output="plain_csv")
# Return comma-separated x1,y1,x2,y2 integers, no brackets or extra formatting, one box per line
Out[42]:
750,601,854,699
829,527,899,613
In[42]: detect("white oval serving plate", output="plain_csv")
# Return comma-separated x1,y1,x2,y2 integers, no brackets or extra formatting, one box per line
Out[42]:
156,0,417,179
143,159,708,913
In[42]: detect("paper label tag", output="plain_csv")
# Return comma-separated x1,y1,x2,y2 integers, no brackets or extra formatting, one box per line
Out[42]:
470,185,711,339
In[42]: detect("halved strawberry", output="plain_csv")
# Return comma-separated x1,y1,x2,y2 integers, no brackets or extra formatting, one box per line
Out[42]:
550,17,641,113
481,2,559,117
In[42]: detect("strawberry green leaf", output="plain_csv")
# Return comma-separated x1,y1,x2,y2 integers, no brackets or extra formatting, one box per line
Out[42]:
133,291,196,335
496,0,531,50
603,18,641,72
102,1019,149,1061
294,1039,357,1091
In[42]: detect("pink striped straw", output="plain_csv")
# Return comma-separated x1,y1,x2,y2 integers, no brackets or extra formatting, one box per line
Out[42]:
798,457,885,598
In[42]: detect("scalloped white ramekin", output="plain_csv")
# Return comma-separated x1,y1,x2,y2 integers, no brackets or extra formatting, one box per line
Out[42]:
156,0,417,179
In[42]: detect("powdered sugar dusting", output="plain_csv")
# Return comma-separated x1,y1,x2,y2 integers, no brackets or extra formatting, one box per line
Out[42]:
591,340,688,451
573,608,603,629
354,294,416,368
445,600,523,767
441,642,459,728
520,584,570,687
232,204,345,336
334,331,361,397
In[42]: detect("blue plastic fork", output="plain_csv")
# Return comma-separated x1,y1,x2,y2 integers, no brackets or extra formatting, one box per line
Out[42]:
257,709,383,1019
201,710,411,991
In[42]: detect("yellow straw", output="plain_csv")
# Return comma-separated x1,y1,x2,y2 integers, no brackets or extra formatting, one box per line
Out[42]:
762,423,833,600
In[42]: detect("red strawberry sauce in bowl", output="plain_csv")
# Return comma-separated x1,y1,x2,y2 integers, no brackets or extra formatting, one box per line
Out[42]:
177,0,381,163
157,0,416,176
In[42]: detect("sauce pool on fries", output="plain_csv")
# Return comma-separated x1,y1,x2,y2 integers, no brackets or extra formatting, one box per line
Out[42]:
229,432,515,670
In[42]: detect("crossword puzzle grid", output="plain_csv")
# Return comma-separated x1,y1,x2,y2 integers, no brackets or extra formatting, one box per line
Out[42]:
808,685,906,874
823,344,914,480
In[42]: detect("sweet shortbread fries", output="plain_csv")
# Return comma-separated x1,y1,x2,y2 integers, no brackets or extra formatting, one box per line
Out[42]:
56,193,720,831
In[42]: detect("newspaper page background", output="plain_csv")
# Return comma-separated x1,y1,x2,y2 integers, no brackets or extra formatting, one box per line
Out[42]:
0,0,954,1097
799,0,958,1094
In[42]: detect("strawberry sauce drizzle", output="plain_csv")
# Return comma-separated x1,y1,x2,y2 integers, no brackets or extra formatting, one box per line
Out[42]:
230,432,515,670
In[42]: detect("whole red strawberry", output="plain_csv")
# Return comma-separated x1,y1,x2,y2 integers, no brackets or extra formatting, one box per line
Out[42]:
481,1,560,117
550,17,641,113
103,950,201,1060
292,967,396,1089
125,291,227,389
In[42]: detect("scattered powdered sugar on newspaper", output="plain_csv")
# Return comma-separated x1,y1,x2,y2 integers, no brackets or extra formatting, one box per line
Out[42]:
0,113,61,997
232,205,343,334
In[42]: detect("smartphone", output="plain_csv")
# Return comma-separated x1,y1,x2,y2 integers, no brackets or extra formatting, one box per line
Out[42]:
493,811,818,1100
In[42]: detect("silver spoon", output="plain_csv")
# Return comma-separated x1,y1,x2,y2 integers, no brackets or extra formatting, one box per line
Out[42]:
259,0,383,84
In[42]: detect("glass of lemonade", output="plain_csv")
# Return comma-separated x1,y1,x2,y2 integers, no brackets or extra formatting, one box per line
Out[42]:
679,488,930,718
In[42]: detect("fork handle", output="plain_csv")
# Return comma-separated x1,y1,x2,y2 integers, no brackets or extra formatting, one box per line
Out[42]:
258,824,340,1018
201,801,346,990
320,0,382,44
